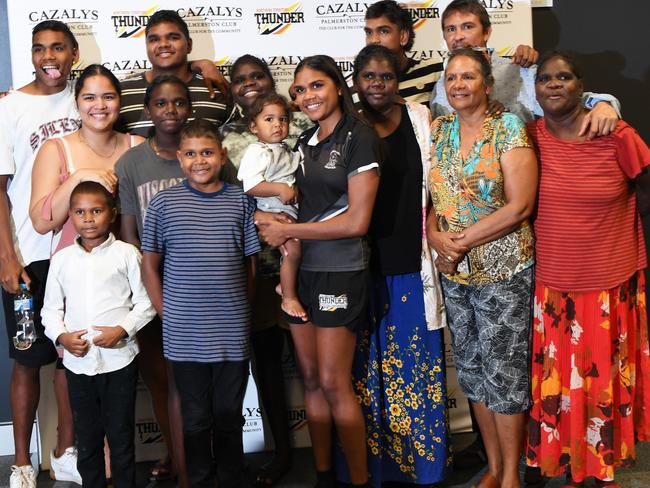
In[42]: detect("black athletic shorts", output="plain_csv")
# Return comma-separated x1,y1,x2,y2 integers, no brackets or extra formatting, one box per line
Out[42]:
289,269,369,331
2,260,58,368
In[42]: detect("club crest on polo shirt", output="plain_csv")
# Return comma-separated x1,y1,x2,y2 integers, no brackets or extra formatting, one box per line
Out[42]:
324,149,340,169
319,293,348,311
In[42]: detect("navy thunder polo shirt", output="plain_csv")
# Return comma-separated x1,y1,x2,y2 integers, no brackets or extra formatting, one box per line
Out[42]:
295,114,381,272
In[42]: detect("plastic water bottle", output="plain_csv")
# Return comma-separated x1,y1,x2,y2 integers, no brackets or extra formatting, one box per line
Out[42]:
13,283,36,350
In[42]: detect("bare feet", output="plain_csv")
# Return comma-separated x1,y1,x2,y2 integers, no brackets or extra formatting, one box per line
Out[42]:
281,297,307,321
472,471,500,488
255,456,292,487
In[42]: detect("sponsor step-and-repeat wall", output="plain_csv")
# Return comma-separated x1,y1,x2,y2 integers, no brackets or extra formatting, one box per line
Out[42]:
10,1,532,94
8,0,531,462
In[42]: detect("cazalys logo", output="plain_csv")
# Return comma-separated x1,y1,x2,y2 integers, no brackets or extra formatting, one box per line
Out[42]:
403,1,440,29
111,6,158,38
314,2,370,30
176,5,243,19
28,9,99,23
254,2,305,35
265,55,305,86
178,5,244,34
27,9,99,36
482,0,514,9
315,2,370,15
100,58,152,78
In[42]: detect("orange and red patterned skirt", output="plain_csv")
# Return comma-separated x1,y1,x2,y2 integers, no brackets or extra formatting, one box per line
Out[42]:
526,270,650,482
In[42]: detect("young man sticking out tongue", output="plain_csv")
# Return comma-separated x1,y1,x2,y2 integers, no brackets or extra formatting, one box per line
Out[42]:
0,20,82,488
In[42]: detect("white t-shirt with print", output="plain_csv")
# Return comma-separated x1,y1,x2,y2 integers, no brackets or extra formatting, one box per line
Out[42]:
0,82,80,266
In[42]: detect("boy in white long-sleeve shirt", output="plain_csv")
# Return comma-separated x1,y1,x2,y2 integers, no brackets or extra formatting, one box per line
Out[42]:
42,181,155,488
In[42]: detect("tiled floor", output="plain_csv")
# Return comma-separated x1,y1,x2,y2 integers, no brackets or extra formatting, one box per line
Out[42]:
1,437,650,487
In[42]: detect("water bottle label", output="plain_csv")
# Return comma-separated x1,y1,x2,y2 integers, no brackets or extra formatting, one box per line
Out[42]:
13,319,36,351
14,298,33,312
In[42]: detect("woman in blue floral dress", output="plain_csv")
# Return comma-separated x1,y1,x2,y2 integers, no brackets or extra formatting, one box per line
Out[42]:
335,44,450,486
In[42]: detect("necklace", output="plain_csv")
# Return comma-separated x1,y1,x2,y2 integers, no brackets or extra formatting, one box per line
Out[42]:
150,138,175,158
150,138,161,156
78,131,118,159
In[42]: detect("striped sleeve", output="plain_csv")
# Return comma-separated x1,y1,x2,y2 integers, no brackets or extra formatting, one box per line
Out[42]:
140,195,165,254
614,121,650,179
243,195,261,257
399,58,443,106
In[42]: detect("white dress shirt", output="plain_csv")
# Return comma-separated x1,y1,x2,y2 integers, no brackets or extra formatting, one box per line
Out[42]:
42,234,156,375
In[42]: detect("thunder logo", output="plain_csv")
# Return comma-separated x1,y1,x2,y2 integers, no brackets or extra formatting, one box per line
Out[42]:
111,6,158,38
403,0,440,29
255,2,305,35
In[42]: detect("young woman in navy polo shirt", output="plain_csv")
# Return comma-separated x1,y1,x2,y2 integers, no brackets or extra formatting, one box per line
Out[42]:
258,55,381,488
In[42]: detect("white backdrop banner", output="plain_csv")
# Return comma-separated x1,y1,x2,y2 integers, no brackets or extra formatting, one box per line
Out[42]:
9,1,532,96
10,0,531,459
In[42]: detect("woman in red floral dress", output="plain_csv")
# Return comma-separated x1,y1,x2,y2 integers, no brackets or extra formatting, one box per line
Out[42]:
526,51,650,488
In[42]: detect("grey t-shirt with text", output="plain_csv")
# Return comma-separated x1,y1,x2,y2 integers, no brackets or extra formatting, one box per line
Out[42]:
115,141,185,237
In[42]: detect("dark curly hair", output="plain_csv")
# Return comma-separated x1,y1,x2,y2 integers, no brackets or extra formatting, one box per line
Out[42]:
536,50,584,81
365,0,415,52
245,93,291,125
442,0,491,32
70,181,116,210
146,10,190,40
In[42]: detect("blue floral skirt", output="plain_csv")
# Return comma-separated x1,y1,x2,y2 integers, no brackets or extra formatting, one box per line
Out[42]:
336,271,451,485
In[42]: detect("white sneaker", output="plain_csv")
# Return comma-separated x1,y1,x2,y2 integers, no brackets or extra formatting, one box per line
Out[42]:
9,465,36,488
50,447,82,485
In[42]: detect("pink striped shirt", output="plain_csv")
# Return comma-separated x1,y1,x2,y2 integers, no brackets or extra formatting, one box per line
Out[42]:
529,119,650,291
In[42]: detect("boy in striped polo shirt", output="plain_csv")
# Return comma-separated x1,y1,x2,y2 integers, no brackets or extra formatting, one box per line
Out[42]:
141,119,260,488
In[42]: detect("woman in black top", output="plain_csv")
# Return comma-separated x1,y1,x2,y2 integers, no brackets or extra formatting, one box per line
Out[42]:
337,44,449,486
258,55,381,488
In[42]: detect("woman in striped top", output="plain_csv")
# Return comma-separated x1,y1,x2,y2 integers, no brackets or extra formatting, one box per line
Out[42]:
525,51,650,488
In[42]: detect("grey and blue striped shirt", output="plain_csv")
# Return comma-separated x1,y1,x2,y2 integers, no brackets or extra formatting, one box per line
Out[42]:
141,181,260,362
